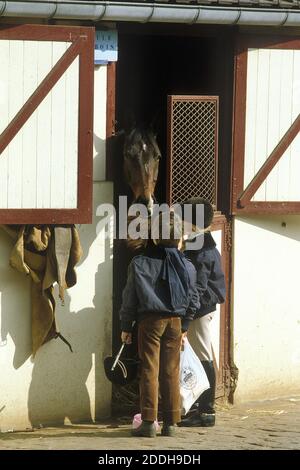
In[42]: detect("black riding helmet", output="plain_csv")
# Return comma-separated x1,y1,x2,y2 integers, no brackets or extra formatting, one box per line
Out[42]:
180,197,214,230
104,343,139,386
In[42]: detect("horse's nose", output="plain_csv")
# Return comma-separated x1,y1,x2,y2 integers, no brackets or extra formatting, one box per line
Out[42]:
135,196,153,215
136,196,150,206
147,196,154,215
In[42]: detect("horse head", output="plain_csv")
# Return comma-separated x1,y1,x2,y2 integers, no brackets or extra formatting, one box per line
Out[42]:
123,126,161,214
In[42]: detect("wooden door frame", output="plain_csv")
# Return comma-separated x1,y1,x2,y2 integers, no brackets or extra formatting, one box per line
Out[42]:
211,213,232,400
0,24,94,224
109,27,234,402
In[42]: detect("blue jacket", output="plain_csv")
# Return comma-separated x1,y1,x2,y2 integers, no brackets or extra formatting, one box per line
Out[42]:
184,232,226,318
120,245,200,332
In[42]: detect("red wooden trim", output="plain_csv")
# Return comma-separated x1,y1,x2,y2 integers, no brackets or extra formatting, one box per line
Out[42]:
0,37,82,155
211,212,226,230
106,62,116,181
106,62,116,139
171,95,219,101
0,24,89,42
214,97,219,208
238,112,300,208
166,94,173,205
236,34,300,52
0,209,91,225
210,214,231,398
231,39,248,214
77,28,94,225
233,201,300,215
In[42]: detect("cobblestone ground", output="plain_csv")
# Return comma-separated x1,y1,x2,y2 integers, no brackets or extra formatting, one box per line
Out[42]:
1,397,300,450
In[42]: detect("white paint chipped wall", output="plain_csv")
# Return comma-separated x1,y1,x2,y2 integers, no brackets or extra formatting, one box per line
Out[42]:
0,65,113,431
233,216,300,401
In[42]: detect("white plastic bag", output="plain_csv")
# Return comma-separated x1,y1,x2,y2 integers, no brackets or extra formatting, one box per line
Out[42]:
180,338,210,415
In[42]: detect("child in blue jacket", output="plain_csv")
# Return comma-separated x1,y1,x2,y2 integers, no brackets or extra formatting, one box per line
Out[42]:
120,211,199,437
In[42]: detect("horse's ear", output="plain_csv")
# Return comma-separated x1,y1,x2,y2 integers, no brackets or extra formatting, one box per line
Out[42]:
123,110,136,135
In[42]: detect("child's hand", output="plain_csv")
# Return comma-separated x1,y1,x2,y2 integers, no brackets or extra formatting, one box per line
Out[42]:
121,331,132,344
181,332,187,347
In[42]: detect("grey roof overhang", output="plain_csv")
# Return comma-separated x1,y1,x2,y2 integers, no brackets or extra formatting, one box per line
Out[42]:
1,1,300,25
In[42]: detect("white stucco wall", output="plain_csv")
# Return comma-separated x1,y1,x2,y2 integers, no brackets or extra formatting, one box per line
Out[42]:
0,65,113,431
233,215,300,402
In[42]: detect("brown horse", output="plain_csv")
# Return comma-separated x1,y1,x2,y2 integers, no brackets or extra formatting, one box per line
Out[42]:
123,126,161,214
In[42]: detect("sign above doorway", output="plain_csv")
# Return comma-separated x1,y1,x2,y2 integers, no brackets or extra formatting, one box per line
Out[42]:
95,30,118,65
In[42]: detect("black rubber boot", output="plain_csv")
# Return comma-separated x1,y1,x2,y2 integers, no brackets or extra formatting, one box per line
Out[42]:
179,361,216,427
131,421,157,437
161,424,177,437
199,361,216,414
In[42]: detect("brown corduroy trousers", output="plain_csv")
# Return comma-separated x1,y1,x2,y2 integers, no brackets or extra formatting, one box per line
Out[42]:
138,314,182,424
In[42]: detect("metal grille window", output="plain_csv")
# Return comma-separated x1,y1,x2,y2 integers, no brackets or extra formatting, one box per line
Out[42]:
167,95,218,206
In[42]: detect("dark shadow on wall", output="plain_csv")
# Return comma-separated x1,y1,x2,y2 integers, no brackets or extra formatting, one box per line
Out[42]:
0,230,32,369
27,227,113,428
27,291,93,427
0,129,116,425
76,132,118,266
74,132,108,266
0,136,102,364
93,132,106,180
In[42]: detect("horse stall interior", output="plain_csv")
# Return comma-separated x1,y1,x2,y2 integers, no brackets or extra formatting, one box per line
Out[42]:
111,23,234,414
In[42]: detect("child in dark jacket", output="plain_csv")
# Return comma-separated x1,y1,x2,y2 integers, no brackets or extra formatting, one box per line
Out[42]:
120,212,199,437
179,198,226,427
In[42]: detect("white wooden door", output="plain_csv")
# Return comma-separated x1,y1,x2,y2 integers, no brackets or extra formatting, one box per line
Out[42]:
0,25,94,224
